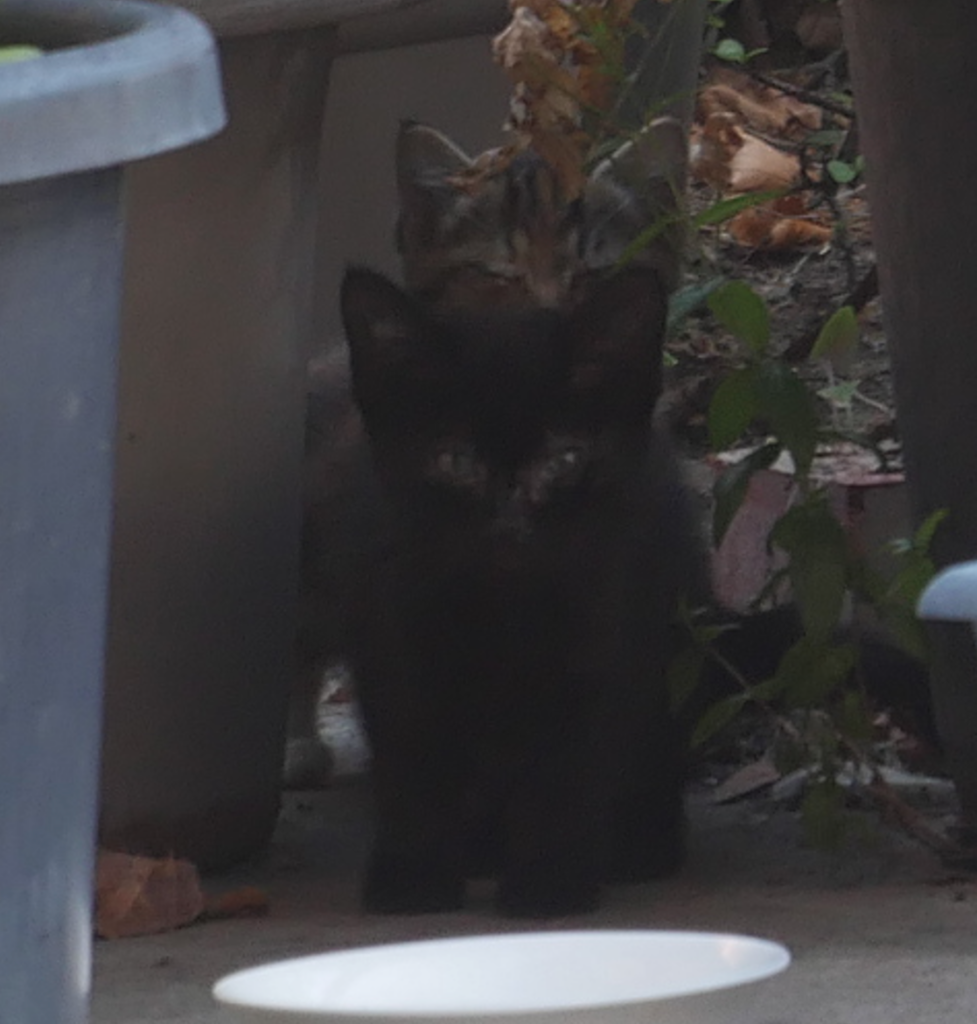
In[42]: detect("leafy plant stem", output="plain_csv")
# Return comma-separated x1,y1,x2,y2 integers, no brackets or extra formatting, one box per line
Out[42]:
747,68,854,119
836,734,960,858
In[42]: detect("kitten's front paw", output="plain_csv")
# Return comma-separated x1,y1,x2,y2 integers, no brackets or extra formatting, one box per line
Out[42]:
362,855,466,915
497,871,600,919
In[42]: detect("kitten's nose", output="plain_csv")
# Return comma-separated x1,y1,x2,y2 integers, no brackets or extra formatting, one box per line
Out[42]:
530,276,563,309
491,489,531,543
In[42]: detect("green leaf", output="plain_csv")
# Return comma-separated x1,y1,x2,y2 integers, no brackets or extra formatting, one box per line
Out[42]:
790,555,847,640
713,37,746,63
811,305,859,366
835,688,874,743
770,498,851,641
886,552,938,607
711,441,781,547
774,637,857,707
708,280,770,355
769,497,830,553
667,276,726,336
817,380,859,408
690,693,748,749
827,159,859,184
849,559,888,605
913,508,949,554
875,602,930,662
693,190,787,228
0,45,43,64
708,365,760,449
749,672,792,703
754,362,820,478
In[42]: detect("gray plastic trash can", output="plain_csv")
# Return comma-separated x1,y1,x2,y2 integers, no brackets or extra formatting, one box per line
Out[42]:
0,4,224,1022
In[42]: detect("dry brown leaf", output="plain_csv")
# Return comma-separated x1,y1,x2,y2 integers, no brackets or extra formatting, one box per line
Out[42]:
727,203,832,251
202,886,271,921
509,0,551,14
95,850,204,939
698,70,822,140
690,113,800,193
767,216,833,249
726,206,779,247
493,8,561,86
728,132,800,193
699,83,820,140
445,144,517,194
540,3,578,48
689,113,743,190
528,128,590,198
493,0,640,199
770,192,809,217
511,0,641,20
776,90,823,135
713,758,782,804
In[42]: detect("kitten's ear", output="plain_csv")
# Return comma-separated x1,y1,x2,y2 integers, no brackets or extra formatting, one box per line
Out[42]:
396,121,473,186
566,269,669,420
586,117,688,289
340,267,432,418
396,122,473,259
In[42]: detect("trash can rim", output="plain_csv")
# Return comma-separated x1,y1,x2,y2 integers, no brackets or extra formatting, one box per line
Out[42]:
0,0,225,185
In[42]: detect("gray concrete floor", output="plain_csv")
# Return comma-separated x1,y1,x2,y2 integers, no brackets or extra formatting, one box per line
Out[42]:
91,782,977,1024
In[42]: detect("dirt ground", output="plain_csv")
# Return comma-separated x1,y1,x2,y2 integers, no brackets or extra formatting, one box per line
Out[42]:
664,181,893,457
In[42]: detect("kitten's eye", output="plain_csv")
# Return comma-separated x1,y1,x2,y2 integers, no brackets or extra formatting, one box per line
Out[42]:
540,444,586,484
429,443,486,492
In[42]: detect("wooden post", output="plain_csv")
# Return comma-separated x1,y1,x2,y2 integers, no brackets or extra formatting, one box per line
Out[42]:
843,1,977,829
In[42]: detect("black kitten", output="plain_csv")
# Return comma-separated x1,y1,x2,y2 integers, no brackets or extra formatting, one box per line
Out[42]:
305,266,709,917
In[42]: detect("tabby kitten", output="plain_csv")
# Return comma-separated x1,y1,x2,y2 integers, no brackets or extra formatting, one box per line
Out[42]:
302,265,708,917
287,119,691,789
395,117,688,312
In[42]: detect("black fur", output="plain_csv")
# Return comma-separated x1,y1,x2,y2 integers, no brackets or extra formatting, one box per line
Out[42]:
303,266,709,917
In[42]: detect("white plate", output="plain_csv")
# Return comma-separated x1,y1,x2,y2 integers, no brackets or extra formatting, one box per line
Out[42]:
213,930,790,1023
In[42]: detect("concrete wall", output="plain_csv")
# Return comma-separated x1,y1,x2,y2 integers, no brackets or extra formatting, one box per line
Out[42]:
314,33,511,344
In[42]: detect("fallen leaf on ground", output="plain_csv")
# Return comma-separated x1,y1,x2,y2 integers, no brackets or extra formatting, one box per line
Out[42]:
690,113,738,190
95,850,204,939
691,113,800,193
766,216,833,248
699,81,822,141
713,758,782,804
202,887,271,921
700,68,823,139
729,131,800,193
728,196,833,250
